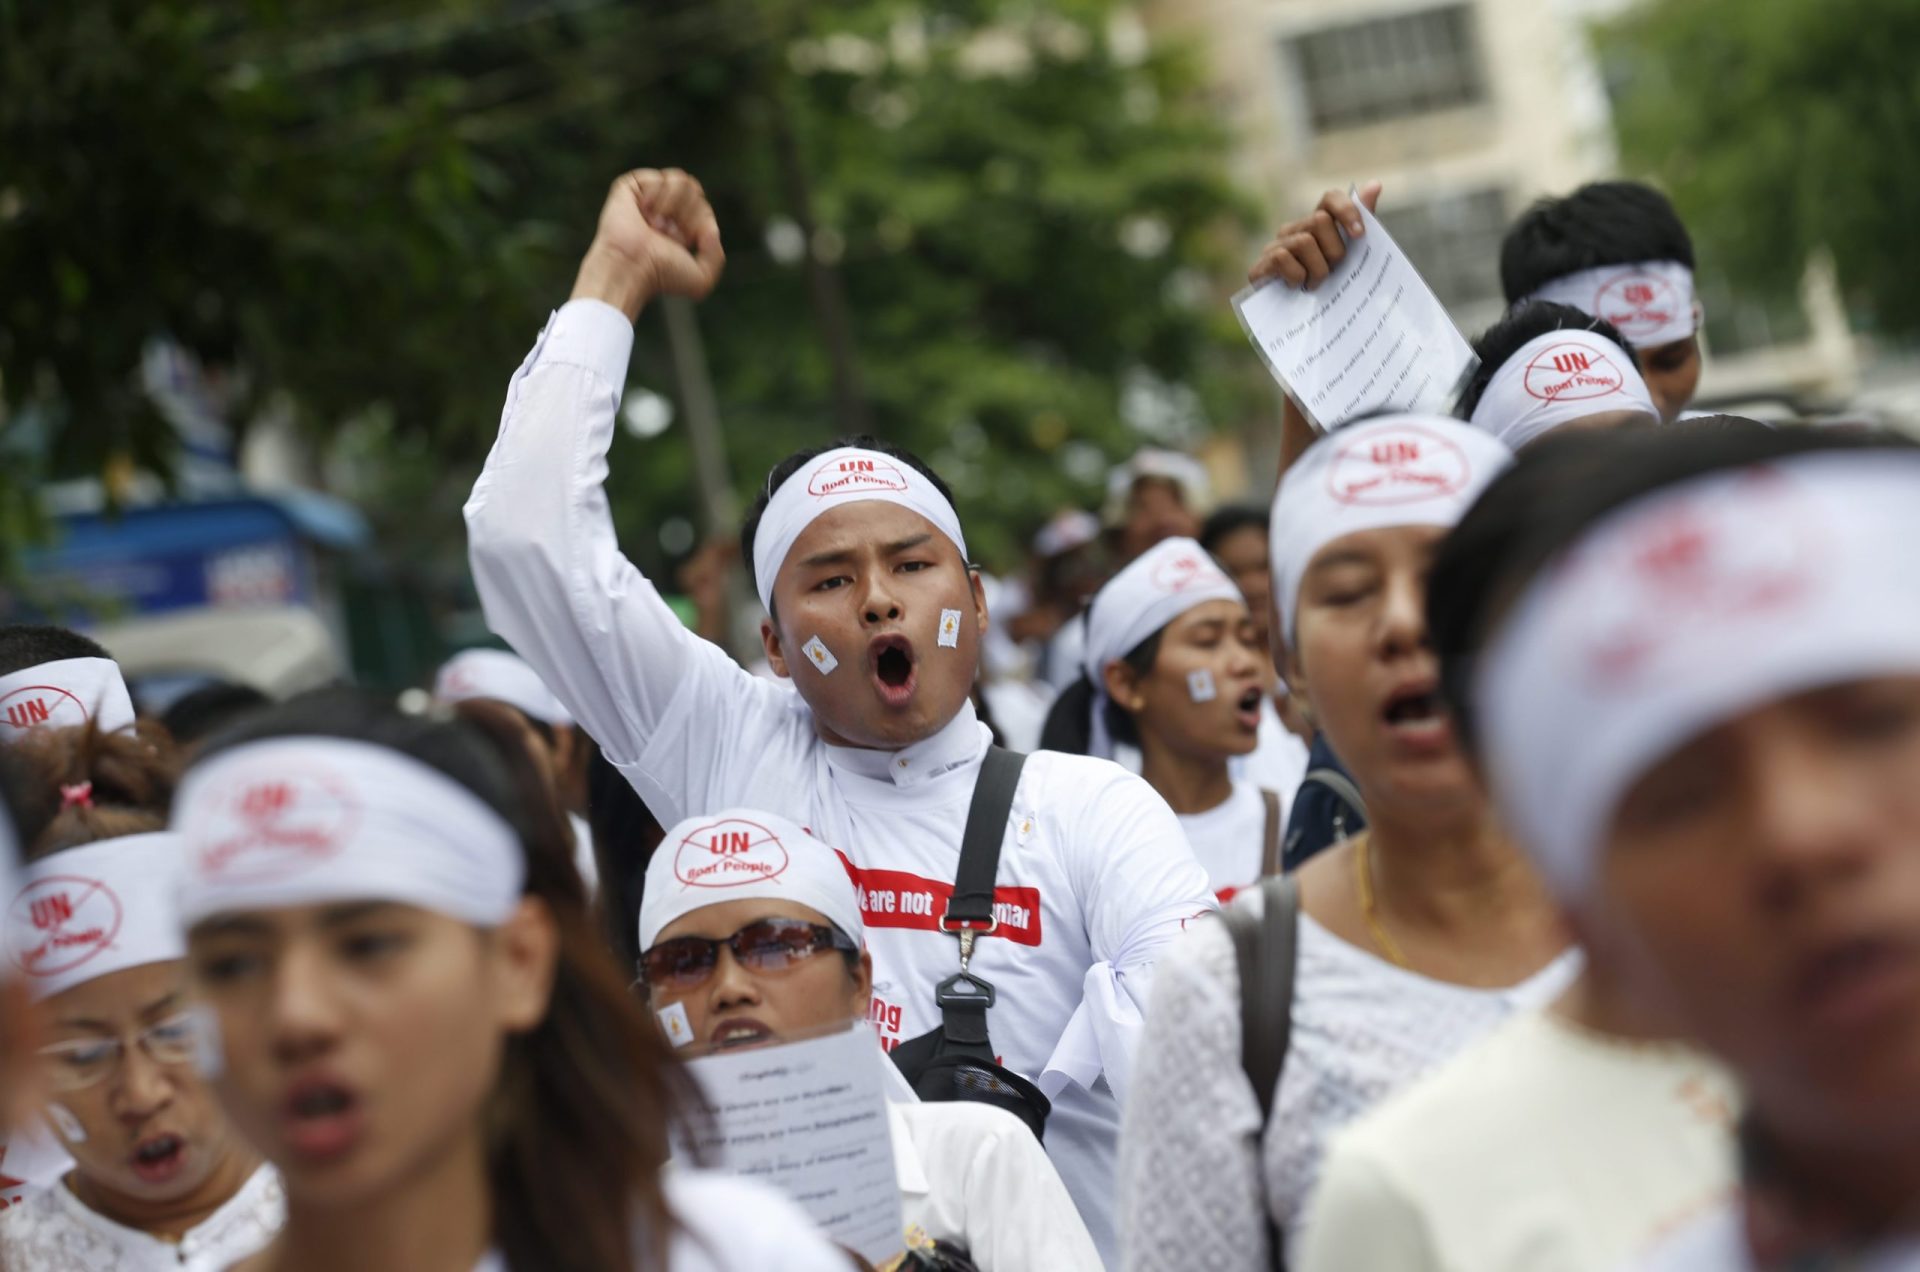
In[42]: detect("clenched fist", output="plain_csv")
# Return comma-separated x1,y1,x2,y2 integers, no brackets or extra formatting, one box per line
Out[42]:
572,168,727,321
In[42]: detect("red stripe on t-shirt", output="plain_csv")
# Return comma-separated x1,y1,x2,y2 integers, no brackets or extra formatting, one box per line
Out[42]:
833,850,1043,946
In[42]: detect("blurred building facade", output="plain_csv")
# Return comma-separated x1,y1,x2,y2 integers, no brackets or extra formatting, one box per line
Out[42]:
1149,0,1861,441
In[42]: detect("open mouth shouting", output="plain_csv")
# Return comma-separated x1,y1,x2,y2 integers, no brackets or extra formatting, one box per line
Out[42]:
129,1132,189,1186
1380,678,1452,751
281,1073,365,1163
709,1016,777,1052
867,634,919,709
1233,686,1264,732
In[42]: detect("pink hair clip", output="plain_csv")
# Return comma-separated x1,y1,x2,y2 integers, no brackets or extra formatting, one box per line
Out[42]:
59,781,94,810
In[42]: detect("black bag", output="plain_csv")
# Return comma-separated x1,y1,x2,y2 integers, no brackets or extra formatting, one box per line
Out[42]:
1220,873,1302,1270
888,747,1052,1141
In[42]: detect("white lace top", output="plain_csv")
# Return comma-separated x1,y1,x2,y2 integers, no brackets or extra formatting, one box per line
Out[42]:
1119,895,1579,1271
0,1164,282,1272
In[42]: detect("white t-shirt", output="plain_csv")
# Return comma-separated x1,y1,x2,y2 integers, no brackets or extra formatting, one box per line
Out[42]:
464,299,1218,1264
1633,1202,1920,1271
892,1100,1101,1270
471,1168,848,1272
1118,891,1579,1271
1297,1010,1738,1272
0,1164,282,1272
567,811,600,896
1174,781,1275,900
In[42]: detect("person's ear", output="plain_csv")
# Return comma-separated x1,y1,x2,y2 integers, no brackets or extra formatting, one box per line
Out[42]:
491,898,562,1033
0,980,44,1136
762,618,791,679
847,949,874,1018
1102,659,1146,713
969,569,989,637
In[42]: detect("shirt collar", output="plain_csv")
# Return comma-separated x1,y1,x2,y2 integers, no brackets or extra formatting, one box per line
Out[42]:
822,700,989,790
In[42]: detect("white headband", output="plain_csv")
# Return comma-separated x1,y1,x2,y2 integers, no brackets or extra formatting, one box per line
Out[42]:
1469,329,1661,449
0,658,137,742
434,649,573,728
5,834,187,1001
1104,449,1212,525
174,737,526,928
751,448,967,613
1270,416,1512,643
640,809,864,951
1525,261,1698,349
1477,451,1920,896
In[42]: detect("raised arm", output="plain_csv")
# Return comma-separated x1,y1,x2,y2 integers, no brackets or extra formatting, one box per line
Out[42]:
464,171,773,817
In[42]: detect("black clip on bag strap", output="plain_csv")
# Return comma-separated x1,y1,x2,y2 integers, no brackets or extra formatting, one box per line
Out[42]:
935,746,1028,1054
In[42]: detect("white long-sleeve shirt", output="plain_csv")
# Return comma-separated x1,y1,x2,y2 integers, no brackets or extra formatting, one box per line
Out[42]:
464,299,1216,1264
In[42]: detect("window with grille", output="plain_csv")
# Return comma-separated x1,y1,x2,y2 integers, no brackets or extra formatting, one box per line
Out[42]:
1379,187,1510,316
1288,5,1487,133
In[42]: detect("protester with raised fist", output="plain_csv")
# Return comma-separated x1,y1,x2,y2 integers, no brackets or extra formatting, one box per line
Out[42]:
465,169,1214,1261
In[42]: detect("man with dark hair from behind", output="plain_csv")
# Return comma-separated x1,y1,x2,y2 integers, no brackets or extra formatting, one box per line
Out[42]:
1501,181,1703,422
0,624,138,741
158,681,271,753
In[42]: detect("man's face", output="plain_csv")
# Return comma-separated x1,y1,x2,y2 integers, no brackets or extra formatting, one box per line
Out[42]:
1208,524,1274,656
1590,677,1920,1151
1119,478,1199,563
763,502,986,751
1635,335,1702,423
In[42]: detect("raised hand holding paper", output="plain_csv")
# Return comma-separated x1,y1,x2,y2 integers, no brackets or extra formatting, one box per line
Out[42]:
1234,200,1476,432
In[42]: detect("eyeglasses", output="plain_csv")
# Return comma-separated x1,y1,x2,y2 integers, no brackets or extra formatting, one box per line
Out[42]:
37,1011,200,1093
639,918,856,992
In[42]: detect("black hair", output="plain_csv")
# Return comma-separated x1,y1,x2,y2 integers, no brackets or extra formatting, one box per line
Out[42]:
1429,423,1919,761
585,744,665,974
1199,505,1270,556
0,624,112,678
1037,628,1165,755
160,681,271,748
195,689,695,1272
1455,301,1639,419
738,436,960,611
1500,181,1696,305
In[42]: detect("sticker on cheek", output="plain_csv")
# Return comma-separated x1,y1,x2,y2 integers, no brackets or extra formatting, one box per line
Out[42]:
1187,669,1217,703
657,1001,694,1049
938,609,962,649
46,1103,85,1144
801,635,839,675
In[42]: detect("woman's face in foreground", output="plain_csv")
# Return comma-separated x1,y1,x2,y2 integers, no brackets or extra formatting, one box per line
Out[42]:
188,898,552,1206
1595,676,1920,1148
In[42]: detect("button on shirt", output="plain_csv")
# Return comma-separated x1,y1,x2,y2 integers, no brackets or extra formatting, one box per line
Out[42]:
0,1165,283,1272
464,299,1218,1263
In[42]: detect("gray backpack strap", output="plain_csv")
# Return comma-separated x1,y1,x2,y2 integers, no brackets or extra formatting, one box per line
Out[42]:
1222,873,1301,1268
1303,767,1366,826
1224,873,1301,1124
1259,788,1284,878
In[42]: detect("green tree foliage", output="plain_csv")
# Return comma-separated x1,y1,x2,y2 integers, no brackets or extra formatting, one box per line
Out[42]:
0,0,1251,580
1602,0,1920,334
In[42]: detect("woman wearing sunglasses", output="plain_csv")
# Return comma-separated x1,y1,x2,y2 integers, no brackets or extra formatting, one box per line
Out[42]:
639,808,1102,1270
0,724,282,1270
168,692,845,1272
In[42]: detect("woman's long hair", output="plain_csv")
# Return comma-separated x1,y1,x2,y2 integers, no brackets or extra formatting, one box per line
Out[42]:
196,690,698,1272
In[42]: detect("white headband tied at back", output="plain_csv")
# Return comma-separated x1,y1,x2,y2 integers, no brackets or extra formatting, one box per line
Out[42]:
174,737,526,928
1525,261,1698,350
0,658,137,743
1270,416,1512,644
1477,450,1920,896
640,809,864,951
5,834,187,1001
751,448,967,613
434,648,573,727
1469,329,1660,449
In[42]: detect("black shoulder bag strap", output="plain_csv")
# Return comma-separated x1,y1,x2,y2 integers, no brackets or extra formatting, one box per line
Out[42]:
1222,873,1302,1268
934,746,1028,1055
1259,787,1284,877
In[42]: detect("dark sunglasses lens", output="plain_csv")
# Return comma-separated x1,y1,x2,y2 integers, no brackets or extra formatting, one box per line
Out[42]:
734,919,825,971
643,938,719,988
